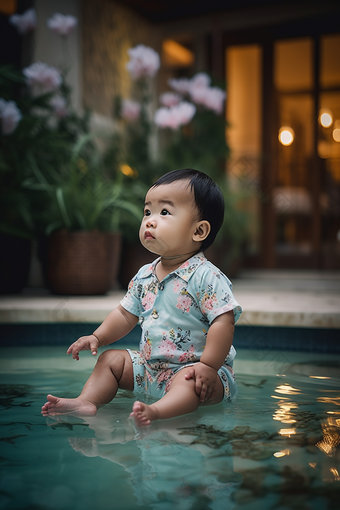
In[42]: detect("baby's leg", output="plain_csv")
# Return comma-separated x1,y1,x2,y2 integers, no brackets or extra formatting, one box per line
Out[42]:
41,349,133,416
131,369,224,427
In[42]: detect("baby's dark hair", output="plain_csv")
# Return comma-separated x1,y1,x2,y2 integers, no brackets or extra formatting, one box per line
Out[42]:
151,168,225,251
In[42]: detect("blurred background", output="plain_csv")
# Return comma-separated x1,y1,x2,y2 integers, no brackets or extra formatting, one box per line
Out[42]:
1,0,340,295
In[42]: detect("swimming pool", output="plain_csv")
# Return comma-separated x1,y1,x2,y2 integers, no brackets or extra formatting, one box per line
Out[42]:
1,343,340,510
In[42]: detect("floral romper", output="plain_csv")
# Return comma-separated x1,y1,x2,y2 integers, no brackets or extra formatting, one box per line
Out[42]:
120,252,242,402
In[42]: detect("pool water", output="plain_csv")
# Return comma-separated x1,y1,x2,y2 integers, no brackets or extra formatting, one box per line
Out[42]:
1,345,340,510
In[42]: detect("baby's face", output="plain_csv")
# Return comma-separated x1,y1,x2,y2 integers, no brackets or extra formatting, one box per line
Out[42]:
139,180,201,258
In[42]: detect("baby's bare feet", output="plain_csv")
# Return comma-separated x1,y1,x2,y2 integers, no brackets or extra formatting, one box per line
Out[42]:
130,401,159,427
41,394,97,417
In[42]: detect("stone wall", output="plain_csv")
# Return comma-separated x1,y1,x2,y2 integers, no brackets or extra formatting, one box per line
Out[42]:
81,0,161,118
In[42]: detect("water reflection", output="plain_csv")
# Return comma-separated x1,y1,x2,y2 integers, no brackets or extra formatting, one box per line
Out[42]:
48,403,241,510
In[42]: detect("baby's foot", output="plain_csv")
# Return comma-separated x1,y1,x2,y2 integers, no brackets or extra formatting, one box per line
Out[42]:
130,401,159,427
41,394,97,417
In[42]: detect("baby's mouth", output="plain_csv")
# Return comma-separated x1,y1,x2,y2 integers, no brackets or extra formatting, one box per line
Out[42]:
144,230,155,239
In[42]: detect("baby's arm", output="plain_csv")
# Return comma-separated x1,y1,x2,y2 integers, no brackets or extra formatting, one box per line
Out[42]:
185,311,235,402
67,305,138,360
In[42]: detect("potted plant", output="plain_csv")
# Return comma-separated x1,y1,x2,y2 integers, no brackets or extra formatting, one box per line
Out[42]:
0,63,90,293
25,133,141,295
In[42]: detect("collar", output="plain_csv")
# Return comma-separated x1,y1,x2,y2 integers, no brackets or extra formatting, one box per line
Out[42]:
139,251,207,282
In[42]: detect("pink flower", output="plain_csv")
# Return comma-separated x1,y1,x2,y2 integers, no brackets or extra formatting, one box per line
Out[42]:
176,294,192,313
168,77,192,95
121,99,141,121
0,99,22,135
202,297,217,312
47,13,78,36
178,345,195,363
9,8,36,34
142,292,156,311
159,92,181,107
196,87,226,115
50,95,68,118
159,338,177,359
154,101,196,130
191,72,211,89
23,62,62,93
173,280,183,294
157,369,173,384
142,339,152,360
126,45,160,79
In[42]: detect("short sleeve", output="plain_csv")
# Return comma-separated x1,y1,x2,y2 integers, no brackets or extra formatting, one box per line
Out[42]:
120,266,148,318
193,264,242,325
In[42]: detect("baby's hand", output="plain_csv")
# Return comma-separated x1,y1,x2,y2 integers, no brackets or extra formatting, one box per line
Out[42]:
67,334,99,360
185,363,218,402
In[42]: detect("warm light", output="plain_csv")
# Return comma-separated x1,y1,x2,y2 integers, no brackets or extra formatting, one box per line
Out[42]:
162,40,195,67
333,128,340,142
120,164,138,178
279,428,296,436
317,141,331,159
317,396,340,405
316,422,340,456
319,109,333,128
330,468,340,481
278,127,294,146
273,401,298,424
275,384,301,395
309,462,317,469
309,376,331,380
274,449,290,458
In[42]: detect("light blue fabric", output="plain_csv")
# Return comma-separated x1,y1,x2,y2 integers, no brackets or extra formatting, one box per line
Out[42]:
121,251,242,399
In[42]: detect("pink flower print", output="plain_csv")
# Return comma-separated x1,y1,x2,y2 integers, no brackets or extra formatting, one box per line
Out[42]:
156,369,174,387
178,345,195,363
176,293,192,313
173,280,183,294
142,291,156,311
201,293,218,313
165,376,174,393
159,338,177,359
142,339,152,360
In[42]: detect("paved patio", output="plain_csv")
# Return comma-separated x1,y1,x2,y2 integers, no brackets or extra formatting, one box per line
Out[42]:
1,270,339,329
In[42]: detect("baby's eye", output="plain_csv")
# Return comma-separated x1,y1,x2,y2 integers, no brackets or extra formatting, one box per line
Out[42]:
144,209,151,217
160,209,170,216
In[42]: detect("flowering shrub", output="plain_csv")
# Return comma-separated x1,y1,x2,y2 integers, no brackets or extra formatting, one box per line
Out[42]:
0,99,22,135
47,13,78,36
126,44,160,79
9,8,36,34
121,99,141,121
23,62,62,93
154,101,196,130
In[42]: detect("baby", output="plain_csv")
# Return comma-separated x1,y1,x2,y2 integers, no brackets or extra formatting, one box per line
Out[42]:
42,168,242,426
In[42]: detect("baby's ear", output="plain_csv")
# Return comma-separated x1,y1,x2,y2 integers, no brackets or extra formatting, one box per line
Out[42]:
193,221,211,243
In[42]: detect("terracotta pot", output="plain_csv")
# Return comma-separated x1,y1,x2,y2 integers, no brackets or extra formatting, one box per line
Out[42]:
47,230,121,295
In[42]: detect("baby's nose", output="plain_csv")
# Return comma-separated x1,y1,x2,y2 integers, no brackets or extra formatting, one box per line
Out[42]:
146,218,156,228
